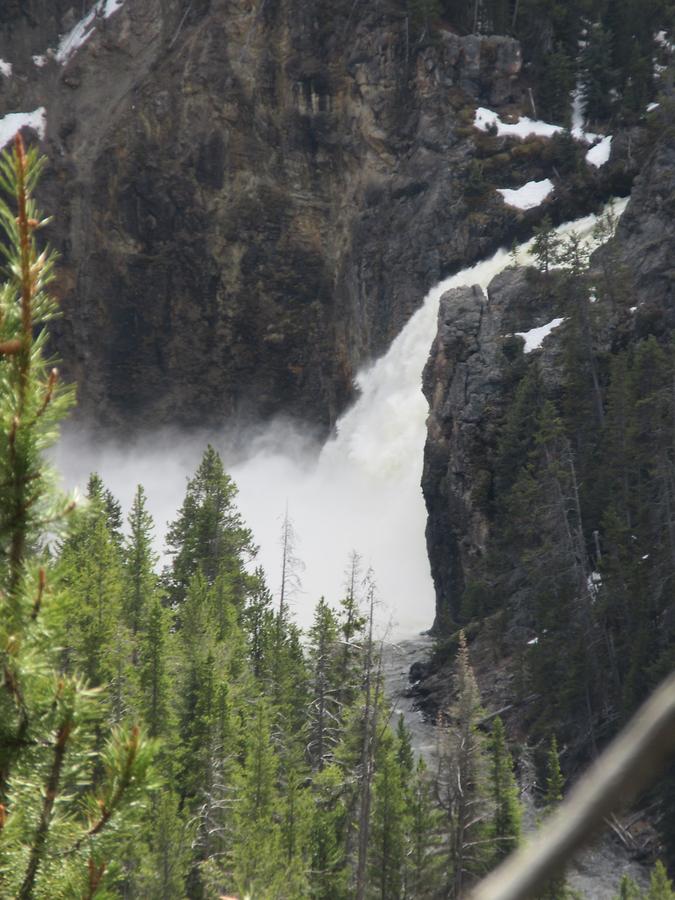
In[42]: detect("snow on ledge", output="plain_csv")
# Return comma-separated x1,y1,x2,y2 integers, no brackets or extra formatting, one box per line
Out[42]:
514,317,565,353
474,107,563,139
0,109,47,150
585,135,612,168
497,178,554,210
0,59,12,77
32,54,48,68
56,0,124,65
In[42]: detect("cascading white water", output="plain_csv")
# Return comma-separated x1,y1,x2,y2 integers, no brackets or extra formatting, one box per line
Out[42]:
56,199,627,638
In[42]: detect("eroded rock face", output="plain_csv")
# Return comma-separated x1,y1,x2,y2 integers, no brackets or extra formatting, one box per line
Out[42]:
422,121,675,630
422,266,564,628
609,135,675,327
0,0,528,431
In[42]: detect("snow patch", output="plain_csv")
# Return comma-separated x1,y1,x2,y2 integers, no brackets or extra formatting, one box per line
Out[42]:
587,571,602,597
0,108,47,150
497,178,554,210
647,101,660,111
514,317,565,353
474,106,563,139
32,54,48,68
655,30,675,51
56,0,124,65
0,60,12,78
585,135,612,168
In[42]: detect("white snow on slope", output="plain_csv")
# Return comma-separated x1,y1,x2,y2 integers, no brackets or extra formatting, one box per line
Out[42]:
0,60,12,77
497,178,554,210
56,0,124,65
515,317,565,353
655,30,675,51
475,104,610,169
586,135,612,168
0,109,47,150
32,55,48,68
647,102,660,111
474,106,563,139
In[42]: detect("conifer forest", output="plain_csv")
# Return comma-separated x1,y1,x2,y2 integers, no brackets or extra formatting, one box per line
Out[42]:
1,0,675,898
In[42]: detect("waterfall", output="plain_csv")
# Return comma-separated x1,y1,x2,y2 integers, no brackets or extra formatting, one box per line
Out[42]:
228,198,627,636
56,199,627,638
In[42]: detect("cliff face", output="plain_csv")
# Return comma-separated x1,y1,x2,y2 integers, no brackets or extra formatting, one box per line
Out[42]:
0,0,530,431
421,121,675,630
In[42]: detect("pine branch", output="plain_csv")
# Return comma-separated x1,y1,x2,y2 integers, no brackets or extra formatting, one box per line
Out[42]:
18,715,73,900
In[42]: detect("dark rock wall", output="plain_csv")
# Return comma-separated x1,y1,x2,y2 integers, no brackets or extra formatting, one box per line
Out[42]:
0,0,527,431
422,123,675,630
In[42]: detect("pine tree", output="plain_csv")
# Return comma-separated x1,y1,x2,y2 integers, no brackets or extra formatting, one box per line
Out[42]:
165,444,255,606
580,23,617,122
310,764,349,900
308,598,342,771
369,735,407,900
436,630,491,897
538,43,575,124
123,484,158,638
138,595,173,739
0,135,152,898
614,873,642,900
531,216,562,275
489,716,521,862
231,699,282,897
59,491,126,691
540,736,568,900
407,757,444,898
646,861,675,900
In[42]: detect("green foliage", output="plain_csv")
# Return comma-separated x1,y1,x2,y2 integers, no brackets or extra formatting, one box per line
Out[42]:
532,216,563,274
437,631,491,896
489,716,521,861
614,873,642,900
538,43,576,124
580,24,617,122
646,861,675,900
0,136,153,898
165,444,255,604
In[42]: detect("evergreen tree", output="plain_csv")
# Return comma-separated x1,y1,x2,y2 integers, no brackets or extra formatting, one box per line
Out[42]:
436,631,491,897
310,764,349,900
407,757,444,898
369,735,407,900
531,216,562,275
138,595,173,739
540,736,568,900
0,135,152,897
123,484,158,637
538,43,576,124
580,23,617,122
646,861,675,900
308,598,342,771
489,716,521,862
165,444,255,606
614,873,642,900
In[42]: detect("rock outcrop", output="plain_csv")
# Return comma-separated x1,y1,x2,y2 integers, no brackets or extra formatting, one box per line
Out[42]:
421,115,675,630
422,266,564,628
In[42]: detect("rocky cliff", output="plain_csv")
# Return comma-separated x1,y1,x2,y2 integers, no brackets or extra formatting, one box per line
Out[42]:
0,0,629,432
421,114,674,630
0,0,514,430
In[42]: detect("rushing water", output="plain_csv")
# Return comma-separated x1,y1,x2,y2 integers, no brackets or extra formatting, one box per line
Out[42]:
56,199,627,638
